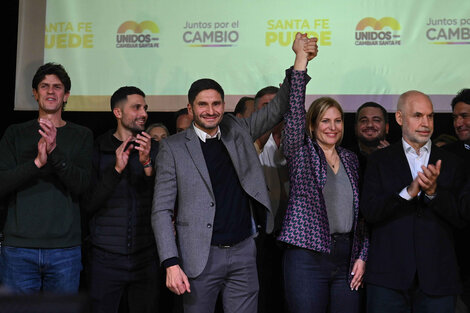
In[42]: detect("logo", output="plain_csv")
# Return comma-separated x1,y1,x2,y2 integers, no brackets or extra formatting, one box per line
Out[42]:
355,17,401,46
116,20,160,48
425,18,470,44
265,19,332,47
182,20,240,47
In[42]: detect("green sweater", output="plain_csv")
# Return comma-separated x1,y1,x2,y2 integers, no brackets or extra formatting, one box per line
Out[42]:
0,119,93,248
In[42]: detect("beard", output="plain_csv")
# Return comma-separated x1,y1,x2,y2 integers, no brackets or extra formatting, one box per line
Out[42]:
359,137,382,147
358,129,386,147
402,127,432,147
123,119,146,135
357,124,387,147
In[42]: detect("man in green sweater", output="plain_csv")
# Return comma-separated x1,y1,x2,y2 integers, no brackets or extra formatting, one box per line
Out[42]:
0,63,93,293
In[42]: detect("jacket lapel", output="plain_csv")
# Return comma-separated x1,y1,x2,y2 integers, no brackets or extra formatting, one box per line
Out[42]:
185,127,214,198
220,125,239,175
391,141,414,189
428,144,440,165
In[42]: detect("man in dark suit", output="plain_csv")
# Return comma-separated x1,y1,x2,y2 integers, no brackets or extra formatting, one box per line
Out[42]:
444,88,470,312
445,88,470,176
151,33,318,313
361,90,466,313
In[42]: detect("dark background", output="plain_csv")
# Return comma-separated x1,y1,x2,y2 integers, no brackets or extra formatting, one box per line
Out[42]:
4,1,456,147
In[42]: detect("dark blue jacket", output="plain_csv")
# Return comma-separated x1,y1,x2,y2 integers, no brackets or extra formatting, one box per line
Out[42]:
87,129,158,255
361,142,465,296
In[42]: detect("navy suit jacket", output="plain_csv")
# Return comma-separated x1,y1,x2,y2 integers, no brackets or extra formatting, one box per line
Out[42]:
361,141,465,296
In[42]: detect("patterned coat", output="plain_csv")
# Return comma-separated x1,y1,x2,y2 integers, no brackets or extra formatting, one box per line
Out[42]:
277,70,368,280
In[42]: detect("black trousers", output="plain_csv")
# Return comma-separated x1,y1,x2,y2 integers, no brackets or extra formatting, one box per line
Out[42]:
88,246,161,313
256,232,285,313
367,282,456,313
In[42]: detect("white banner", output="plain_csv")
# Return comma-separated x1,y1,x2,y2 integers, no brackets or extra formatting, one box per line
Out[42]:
15,0,470,112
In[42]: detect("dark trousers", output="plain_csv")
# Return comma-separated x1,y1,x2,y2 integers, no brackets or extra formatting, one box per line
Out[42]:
283,234,361,313
256,232,285,313
462,276,470,311
367,283,456,313
89,246,161,313
183,237,259,313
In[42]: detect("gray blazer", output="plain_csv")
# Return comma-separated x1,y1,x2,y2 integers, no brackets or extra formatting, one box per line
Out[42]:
152,68,307,278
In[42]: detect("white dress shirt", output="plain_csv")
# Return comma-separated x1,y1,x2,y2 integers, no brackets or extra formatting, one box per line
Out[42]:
193,123,221,142
399,138,432,200
258,134,289,231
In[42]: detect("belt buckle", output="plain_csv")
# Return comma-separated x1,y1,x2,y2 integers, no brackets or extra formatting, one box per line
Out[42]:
218,244,232,249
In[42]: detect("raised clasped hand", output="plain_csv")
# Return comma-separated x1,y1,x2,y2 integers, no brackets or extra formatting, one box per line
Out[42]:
292,32,318,61
38,118,57,154
417,159,441,196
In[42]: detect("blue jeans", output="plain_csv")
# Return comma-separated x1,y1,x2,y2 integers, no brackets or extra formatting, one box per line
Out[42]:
283,234,361,313
1,245,82,294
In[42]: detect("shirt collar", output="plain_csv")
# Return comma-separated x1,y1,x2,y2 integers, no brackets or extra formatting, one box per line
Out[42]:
193,123,221,142
402,138,432,156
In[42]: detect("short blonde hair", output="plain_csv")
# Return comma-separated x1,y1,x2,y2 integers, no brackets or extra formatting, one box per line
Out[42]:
306,97,344,144
146,123,169,136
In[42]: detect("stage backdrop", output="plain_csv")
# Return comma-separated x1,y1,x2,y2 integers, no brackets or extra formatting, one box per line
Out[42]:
15,0,470,112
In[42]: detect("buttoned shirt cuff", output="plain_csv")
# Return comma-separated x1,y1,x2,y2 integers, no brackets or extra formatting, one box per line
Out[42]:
424,193,437,201
399,187,413,200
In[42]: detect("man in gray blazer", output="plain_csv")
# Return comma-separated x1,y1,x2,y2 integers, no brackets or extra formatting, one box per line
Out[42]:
151,33,318,313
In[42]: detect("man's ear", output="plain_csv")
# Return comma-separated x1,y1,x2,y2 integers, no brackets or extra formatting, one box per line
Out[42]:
33,88,39,102
395,111,403,127
187,103,193,116
63,91,70,104
113,107,122,119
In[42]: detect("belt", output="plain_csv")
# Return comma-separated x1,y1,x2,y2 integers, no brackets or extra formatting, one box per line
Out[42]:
211,236,251,249
331,232,352,240
213,244,234,249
